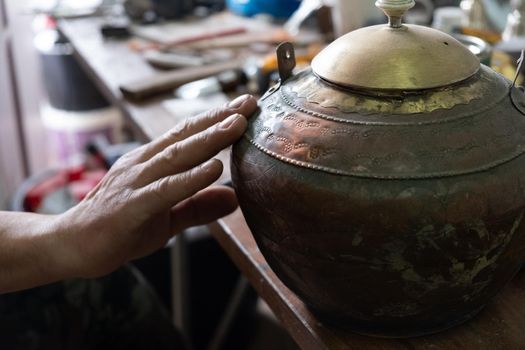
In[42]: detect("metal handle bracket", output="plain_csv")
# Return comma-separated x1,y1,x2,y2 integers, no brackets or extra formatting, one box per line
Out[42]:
261,42,296,101
509,49,525,115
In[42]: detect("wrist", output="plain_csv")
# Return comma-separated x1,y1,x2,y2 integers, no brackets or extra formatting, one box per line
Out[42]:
43,212,81,281
53,204,125,279
0,211,75,292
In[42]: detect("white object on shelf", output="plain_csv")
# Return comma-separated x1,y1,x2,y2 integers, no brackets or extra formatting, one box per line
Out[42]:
327,0,384,37
432,6,468,34
41,104,123,165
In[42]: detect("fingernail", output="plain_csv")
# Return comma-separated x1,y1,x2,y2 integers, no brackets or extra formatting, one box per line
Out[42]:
202,159,220,172
228,94,252,108
220,114,242,129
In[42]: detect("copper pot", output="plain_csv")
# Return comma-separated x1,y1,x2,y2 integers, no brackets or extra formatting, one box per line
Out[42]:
231,0,525,337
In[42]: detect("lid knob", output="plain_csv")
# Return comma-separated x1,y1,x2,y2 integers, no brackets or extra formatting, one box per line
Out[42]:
375,0,415,28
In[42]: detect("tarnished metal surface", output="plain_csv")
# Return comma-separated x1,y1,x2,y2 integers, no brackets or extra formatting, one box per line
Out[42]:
276,42,296,82
260,42,297,102
232,135,525,336
511,86,525,114
290,66,505,115
231,7,525,335
311,23,479,91
244,68,525,179
510,51,525,115
232,55,525,337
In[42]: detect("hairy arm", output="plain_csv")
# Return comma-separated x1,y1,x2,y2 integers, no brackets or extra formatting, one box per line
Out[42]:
0,94,257,293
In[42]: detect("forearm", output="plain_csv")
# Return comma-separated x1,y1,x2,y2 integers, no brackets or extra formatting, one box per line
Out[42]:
0,211,72,293
0,94,256,293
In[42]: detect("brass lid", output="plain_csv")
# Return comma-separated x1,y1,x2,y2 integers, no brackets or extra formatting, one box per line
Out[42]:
311,0,480,91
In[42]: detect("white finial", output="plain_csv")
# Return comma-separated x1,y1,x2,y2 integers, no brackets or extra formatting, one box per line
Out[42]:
375,0,415,28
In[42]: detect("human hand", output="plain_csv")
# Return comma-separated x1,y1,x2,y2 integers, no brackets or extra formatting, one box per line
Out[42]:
56,94,257,278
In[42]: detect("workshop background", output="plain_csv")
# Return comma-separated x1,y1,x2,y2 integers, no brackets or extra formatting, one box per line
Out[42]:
0,0,522,349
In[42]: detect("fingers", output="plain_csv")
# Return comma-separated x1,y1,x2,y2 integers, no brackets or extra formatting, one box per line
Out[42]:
137,158,224,215
170,186,238,233
135,113,247,187
133,94,257,164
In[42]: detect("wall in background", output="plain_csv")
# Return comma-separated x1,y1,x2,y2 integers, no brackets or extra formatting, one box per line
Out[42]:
0,0,27,208
6,0,49,176
0,0,50,206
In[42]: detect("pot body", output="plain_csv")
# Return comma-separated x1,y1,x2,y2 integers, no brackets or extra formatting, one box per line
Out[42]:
231,66,525,336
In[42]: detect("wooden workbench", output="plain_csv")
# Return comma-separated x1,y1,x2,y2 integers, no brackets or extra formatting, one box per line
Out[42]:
59,16,525,350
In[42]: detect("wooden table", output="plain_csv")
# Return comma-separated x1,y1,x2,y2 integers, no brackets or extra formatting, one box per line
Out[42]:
59,16,525,350
59,17,179,143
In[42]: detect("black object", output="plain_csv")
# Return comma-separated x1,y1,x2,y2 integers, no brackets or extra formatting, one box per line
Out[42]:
187,231,257,350
133,229,258,350
0,264,185,350
35,30,109,111
152,0,189,19
85,135,140,168
101,23,132,39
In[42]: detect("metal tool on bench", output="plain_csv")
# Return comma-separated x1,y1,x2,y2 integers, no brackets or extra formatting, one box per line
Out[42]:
119,59,244,100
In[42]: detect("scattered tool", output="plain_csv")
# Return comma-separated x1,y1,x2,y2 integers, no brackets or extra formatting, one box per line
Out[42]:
143,50,211,69
119,59,244,100
174,69,247,98
129,27,247,52
175,29,295,50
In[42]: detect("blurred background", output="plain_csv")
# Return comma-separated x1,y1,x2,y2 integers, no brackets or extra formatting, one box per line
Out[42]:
1,0,524,349
2,0,520,215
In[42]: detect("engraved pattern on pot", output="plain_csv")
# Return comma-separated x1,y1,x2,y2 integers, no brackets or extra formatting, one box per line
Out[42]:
245,92,525,179
288,66,506,116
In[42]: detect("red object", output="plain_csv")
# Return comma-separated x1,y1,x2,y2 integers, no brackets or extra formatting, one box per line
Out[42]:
135,27,247,52
24,170,68,211
23,167,107,211
45,15,57,29
66,164,86,182
70,169,107,201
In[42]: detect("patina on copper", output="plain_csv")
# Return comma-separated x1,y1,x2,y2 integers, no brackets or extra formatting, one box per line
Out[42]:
231,0,525,337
